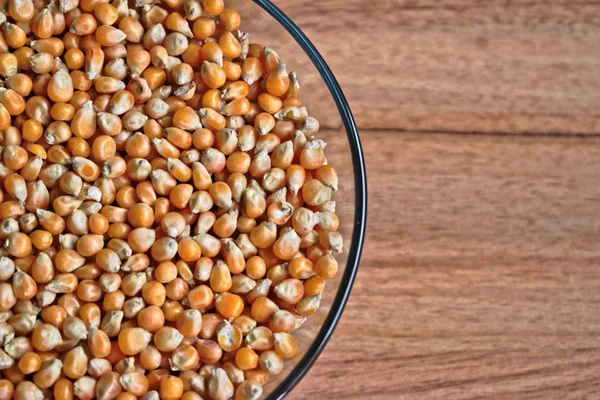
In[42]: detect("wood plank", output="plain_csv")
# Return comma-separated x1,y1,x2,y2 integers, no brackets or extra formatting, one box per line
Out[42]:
275,0,600,134
289,131,600,398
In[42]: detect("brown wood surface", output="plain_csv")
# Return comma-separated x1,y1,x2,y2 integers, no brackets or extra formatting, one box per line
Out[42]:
279,0,600,135
273,0,600,398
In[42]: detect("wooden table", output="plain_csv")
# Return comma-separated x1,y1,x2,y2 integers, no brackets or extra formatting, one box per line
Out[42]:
277,1,600,398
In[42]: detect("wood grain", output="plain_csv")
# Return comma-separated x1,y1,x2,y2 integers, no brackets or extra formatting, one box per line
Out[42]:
276,0,600,134
269,0,600,398
289,131,600,399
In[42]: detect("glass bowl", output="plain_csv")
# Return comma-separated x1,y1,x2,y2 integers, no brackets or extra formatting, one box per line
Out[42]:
227,0,368,398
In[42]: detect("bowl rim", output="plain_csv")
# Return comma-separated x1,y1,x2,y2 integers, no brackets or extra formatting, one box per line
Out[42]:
250,1,368,398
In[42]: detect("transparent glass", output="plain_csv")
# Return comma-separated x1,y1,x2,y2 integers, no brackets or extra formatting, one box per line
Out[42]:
227,1,368,398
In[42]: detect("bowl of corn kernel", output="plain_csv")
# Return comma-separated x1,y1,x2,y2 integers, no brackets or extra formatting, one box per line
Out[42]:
0,0,366,398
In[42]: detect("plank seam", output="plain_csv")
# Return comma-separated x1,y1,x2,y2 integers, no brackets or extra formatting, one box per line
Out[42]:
359,128,600,138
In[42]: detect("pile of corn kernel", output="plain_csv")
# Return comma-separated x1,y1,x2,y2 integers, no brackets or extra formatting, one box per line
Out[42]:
0,0,343,398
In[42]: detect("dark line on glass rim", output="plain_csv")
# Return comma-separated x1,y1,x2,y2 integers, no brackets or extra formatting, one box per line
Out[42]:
250,0,368,399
